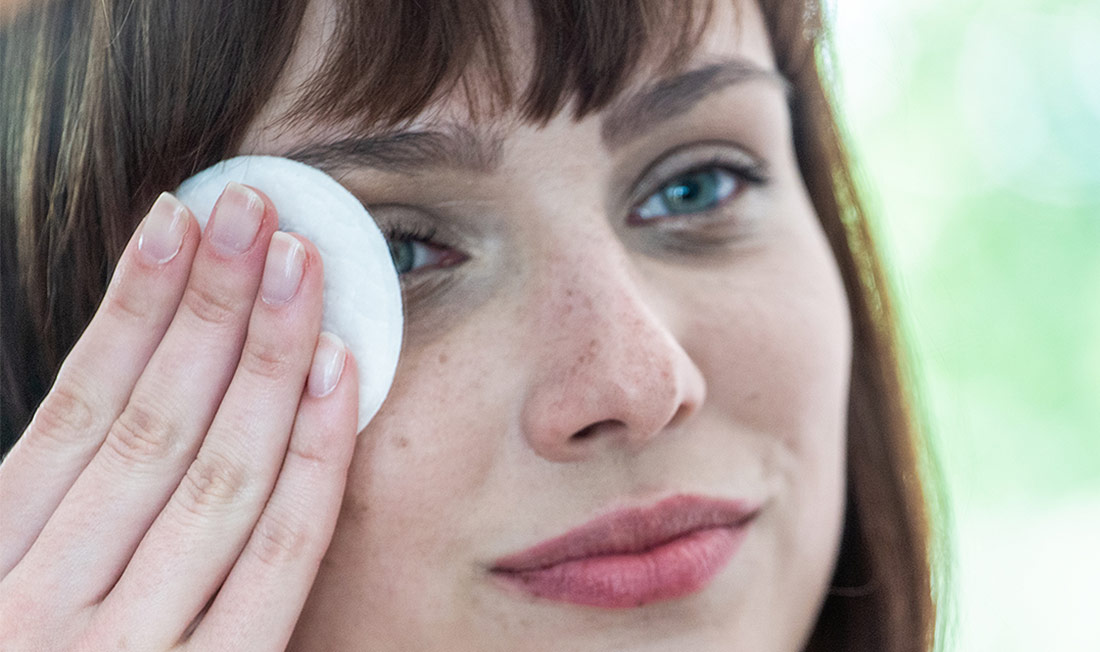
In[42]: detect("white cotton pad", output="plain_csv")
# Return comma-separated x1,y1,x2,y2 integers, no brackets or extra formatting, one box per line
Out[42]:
175,155,403,432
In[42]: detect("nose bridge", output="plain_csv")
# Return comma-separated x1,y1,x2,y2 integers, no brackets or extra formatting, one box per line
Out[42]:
549,253,670,391
520,229,706,461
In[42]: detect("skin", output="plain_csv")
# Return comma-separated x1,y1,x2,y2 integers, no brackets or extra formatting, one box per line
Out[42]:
0,0,850,650
249,0,852,650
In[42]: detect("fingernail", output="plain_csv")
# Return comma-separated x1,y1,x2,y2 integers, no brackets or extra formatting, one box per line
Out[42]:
138,193,188,264
308,332,346,398
260,232,306,305
207,182,263,255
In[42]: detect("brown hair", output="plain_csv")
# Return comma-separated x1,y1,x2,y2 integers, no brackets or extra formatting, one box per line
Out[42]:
1,1,940,650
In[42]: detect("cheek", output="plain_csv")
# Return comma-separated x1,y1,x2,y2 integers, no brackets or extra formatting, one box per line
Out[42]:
300,328,534,651
349,335,504,537
306,334,510,636
648,220,850,645
676,217,852,634
680,242,851,457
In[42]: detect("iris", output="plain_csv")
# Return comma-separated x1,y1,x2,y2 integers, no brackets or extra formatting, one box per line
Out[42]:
636,168,737,220
389,240,417,275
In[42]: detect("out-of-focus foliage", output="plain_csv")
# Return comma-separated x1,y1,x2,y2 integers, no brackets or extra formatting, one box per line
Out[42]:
832,0,1099,649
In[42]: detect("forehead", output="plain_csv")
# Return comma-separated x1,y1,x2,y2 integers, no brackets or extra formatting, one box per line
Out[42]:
239,0,777,155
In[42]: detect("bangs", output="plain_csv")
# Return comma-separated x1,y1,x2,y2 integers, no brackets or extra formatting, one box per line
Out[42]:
287,0,716,130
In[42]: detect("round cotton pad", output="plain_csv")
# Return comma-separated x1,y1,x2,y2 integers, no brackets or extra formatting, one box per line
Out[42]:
175,155,403,432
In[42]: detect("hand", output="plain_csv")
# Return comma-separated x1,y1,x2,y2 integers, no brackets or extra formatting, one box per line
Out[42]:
0,183,359,650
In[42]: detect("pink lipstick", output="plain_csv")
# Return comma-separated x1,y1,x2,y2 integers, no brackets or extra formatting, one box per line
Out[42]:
490,495,758,608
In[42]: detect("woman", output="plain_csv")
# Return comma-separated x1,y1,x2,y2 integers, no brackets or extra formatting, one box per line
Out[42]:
0,0,939,650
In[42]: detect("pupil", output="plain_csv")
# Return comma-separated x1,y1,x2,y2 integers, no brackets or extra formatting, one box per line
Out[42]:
674,180,700,201
665,172,713,213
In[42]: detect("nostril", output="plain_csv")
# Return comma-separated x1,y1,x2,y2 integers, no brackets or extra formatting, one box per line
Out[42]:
570,419,623,441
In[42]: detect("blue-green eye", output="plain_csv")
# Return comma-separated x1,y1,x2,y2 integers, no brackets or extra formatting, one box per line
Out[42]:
385,226,465,275
388,240,430,275
634,168,739,221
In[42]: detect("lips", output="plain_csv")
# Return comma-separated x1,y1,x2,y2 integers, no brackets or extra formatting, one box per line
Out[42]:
490,495,758,608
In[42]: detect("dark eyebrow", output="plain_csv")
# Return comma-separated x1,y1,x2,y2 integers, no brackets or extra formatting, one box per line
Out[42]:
283,59,787,175
282,126,504,176
600,59,791,150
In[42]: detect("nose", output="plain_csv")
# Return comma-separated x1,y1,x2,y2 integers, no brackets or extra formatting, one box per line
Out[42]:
519,241,707,463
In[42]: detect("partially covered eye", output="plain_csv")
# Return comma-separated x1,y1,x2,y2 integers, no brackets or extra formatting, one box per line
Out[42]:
634,168,739,221
388,239,441,275
385,226,465,275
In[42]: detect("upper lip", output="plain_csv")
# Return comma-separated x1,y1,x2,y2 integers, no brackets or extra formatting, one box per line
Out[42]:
491,494,760,572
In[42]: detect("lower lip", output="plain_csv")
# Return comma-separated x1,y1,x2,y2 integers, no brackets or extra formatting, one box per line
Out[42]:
491,525,747,608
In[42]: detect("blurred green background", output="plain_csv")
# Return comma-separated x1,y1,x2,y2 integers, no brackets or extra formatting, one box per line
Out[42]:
831,0,1099,649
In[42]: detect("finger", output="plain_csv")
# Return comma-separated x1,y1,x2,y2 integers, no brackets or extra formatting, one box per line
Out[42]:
0,193,198,576
97,234,326,647
11,183,275,602
186,339,357,652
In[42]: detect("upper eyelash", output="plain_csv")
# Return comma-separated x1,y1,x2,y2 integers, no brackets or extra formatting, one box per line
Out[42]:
380,223,439,245
722,160,769,185
659,158,769,191
642,150,770,195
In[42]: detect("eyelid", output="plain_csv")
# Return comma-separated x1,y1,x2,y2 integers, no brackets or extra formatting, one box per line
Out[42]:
365,202,432,234
368,204,470,280
626,141,769,209
366,201,482,248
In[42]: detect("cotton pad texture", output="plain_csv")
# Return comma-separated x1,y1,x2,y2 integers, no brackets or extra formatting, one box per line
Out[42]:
176,155,403,432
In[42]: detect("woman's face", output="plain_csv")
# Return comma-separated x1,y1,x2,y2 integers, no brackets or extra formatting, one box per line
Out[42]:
239,1,851,650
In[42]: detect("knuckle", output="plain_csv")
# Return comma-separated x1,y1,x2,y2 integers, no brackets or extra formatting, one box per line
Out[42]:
28,383,98,448
177,452,251,517
104,401,179,466
181,282,243,327
286,434,335,468
238,337,295,381
102,279,154,326
248,512,310,568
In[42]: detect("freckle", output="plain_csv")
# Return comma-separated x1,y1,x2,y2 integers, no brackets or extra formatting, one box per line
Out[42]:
438,352,448,364
394,435,409,449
